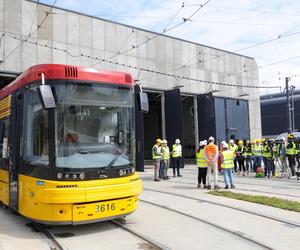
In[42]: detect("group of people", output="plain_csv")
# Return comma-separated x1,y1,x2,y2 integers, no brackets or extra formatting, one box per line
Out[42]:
152,133,300,187
196,137,234,190
152,138,183,181
225,134,300,179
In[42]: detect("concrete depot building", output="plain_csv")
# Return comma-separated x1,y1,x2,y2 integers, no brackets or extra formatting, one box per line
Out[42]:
0,0,261,168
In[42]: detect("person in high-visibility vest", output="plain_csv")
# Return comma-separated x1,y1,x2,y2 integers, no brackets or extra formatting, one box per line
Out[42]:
196,141,208,188
252,139,262,172
171,139,182,177
286,133,297,177
161,139,170,180
152,138,162,181
236,140,246,176
262,139,272,178
229,139,238,172
221,143,235,189
277,137,287,177
245,140,253,173
204,136,220,190
294,137,300,178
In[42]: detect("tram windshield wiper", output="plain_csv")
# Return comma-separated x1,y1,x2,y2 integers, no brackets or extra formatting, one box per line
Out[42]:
105,137,134,169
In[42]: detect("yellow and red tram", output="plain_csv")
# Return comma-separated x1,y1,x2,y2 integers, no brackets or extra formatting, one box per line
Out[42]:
0,64,144,224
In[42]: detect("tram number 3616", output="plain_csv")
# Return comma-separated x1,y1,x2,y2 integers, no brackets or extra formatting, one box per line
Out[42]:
95,203,116,213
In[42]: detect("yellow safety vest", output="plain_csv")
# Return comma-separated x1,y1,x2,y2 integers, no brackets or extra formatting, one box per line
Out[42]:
152,145,161,160
252,144,262,156
229,144,237,152
172,144,182,158
262,144,271,158
196,149,206,168
286,142,297,155
221,150,234,169
162,146,170,160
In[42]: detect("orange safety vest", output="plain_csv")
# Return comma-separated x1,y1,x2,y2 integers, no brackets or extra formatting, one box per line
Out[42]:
204,144,218,161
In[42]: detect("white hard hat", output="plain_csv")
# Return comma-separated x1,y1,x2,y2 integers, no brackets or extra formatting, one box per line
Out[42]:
200,141,205,146
208,136,214,142
203,140,207,145
175,139,180,144
223,143,229,149
229,139,234,143
162,139,167,144
221,141,226,146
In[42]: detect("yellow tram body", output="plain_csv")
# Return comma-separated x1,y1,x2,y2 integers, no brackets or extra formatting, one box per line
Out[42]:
18,174,142,224
0,64,146,225
0,170,142,224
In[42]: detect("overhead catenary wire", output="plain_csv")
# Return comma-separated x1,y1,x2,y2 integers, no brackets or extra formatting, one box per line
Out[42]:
89,0,210,68
27,1,40,37
0,0,58,65
139,29,300,83
89,1,186,68
4,32,281,89
163,2,185,33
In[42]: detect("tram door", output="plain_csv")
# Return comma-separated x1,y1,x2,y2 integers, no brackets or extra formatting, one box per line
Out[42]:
9,93,22,210
134,85,145,172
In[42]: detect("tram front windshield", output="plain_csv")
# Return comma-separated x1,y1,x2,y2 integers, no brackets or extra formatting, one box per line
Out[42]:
23,83,135,169
55,84,134,169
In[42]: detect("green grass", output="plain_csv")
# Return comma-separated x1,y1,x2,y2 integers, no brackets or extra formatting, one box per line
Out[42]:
208,191,300,213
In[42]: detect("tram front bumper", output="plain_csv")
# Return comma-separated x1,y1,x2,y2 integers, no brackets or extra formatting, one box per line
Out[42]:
18,174,142,224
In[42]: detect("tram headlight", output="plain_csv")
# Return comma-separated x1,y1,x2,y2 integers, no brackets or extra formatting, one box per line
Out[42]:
57,173,63,179
64,173,70,179
119,169,124,176
79,173,85,180
72,174,77,179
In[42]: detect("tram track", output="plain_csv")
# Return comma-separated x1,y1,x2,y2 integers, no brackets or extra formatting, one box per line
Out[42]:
181,175,300,191
28,221,65,250
109,220,164,250
139,199,273,250
165,179,300,199
143,188,300,228
28,218,164,250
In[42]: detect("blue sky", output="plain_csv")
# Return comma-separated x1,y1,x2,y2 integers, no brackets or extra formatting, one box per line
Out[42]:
39,0,300,94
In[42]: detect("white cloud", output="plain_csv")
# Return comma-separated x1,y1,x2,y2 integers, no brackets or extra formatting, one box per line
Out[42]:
40,0,300,93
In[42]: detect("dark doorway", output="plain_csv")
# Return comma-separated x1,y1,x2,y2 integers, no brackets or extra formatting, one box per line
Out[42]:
164,89,184,168
182,96,196,160
143,92,162,160
197,93,216,142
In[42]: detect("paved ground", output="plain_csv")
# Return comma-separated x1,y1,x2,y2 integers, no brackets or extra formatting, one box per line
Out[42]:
0,165,300,250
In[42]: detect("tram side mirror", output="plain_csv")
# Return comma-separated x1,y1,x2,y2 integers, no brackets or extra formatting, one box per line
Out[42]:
137,92,149,113
37,85,56,109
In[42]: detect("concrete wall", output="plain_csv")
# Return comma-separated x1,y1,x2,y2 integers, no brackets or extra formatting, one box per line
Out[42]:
0,0,262,139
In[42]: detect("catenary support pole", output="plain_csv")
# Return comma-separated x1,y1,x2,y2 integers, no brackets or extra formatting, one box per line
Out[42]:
286,77,292,132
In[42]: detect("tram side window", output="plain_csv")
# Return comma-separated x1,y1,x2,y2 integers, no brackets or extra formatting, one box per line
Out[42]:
23,89,49,166
0,119,9,165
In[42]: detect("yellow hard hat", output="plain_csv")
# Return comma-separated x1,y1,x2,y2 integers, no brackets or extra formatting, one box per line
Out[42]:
288,133,294,139
238,140,243,145
156,138,162,144
261,138,265,143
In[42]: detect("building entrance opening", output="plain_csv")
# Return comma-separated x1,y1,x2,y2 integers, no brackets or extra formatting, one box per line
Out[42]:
143,92,162,160
182,96,196,161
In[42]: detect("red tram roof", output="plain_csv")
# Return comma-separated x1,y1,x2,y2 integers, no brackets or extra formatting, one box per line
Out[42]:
0,64,134,99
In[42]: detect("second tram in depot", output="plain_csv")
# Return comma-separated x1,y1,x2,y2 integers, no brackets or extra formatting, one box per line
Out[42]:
0,64,147,224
